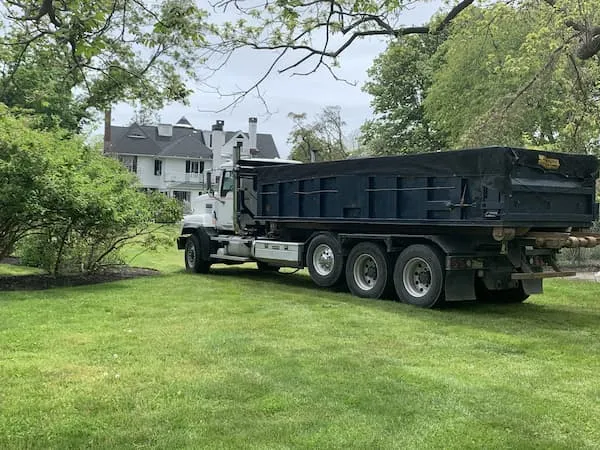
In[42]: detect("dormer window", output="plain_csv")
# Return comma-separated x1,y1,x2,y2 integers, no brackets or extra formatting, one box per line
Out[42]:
157,124,173,137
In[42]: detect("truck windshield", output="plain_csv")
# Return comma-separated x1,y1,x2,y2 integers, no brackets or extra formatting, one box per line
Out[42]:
221,171,234,197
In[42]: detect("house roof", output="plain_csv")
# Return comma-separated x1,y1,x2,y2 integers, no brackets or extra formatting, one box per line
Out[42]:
110,123,209,158
158,134,212,159
224,131,279,158
108,122,279,159
112,123,161,156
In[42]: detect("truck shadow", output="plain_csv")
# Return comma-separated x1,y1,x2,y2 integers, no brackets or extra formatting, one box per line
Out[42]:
207,266,600,331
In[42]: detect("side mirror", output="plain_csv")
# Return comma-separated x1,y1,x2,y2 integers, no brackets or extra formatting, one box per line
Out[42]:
206,171,212,193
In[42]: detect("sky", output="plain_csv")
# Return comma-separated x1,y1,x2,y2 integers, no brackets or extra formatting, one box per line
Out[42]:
110,3,439,159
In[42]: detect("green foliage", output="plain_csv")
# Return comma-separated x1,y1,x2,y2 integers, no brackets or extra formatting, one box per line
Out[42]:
361,34,448,155
0,0,208,131
288,106,349,162
19,227,125,275
0,104,182,274
424,2,600,153
361,1,600,155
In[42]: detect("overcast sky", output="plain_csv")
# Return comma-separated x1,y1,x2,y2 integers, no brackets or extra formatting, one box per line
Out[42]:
110,3,439,159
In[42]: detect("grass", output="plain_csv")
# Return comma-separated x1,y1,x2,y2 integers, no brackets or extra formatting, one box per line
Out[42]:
0,263,44,276
1,245,600,449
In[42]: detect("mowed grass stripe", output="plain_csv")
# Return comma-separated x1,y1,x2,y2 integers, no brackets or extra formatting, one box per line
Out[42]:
1,250,600,448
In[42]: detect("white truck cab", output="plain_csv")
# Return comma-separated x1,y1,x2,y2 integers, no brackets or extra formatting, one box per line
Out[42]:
187,164,235,231
187,159,300,233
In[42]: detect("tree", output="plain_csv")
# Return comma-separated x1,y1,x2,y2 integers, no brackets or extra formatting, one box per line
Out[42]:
0,104,181,273
130,104,161,126
288,106,348,162
424,3,600,154
0,0,208,131
361,34,448,155
212,0,600,103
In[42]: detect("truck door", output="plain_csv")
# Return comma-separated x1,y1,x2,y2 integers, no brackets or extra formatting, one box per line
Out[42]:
215,170,234,231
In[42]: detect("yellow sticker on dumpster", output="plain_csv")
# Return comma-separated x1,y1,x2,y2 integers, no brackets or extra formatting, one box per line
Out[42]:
538,155,560,170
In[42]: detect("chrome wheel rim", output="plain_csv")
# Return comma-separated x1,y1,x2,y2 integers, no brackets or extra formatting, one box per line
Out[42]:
403,257,432,298
353,254,378,291
313,244,335,276
186,241,196,267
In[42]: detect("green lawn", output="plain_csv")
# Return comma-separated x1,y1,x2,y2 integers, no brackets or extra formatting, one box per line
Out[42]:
1,246,600,449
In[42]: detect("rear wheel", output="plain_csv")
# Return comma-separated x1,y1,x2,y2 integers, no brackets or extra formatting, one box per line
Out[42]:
345,242,390,299
185,234,211,274
306,233,344,287
394,244,445,308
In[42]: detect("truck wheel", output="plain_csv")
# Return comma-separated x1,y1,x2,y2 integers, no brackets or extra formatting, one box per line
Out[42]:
345,242,390,299
185,235,211,274
475,280,529,303
306,233,344,287
257,261,280,272
394,244,445,308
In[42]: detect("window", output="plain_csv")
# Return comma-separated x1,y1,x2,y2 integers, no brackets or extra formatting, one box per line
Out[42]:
221,170,234,197
118,155,137,173
154,159,162,176
173,191,190,202
185,160,204,174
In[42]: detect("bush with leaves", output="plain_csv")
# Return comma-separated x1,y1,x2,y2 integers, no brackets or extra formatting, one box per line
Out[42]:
1,104,182,274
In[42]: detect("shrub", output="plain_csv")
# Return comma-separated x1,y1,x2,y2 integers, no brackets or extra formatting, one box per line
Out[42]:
1,104,182,274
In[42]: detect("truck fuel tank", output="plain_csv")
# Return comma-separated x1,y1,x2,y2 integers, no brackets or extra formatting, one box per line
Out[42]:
252,240,304,267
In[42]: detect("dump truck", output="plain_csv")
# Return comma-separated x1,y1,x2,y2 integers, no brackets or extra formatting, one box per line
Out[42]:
177,147,599,308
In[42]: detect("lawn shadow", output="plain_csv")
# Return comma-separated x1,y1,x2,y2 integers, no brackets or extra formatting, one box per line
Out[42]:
441,299,598,328
207,265,319,290
206,265,600,333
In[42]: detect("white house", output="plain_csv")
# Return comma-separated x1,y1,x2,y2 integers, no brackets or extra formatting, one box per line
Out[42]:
106,116,280,204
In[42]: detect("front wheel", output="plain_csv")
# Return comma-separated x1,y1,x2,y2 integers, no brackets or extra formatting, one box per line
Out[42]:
185,234,211,274
345,242,390,299
394,244,445,308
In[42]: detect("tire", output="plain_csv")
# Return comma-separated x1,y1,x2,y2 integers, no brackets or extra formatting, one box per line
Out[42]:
257,261,280,272
306,233,344,287
185,234,211,274
475,279,529,303
345,242,390,299
394,244,445,308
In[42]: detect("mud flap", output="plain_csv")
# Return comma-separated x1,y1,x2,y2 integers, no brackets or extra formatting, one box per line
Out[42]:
521,279,543,295
445,270,476,302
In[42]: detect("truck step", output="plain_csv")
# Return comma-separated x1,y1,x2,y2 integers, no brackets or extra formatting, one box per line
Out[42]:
209,254,253,262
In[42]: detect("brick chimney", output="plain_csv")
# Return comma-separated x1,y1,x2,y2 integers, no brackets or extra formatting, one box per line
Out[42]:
103,108,111,154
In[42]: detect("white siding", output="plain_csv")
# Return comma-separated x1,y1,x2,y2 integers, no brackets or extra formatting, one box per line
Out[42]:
136,156,161,188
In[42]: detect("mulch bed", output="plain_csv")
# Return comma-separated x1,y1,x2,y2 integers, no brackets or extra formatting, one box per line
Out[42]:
0,257,159,291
